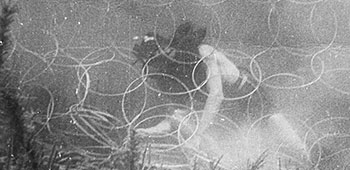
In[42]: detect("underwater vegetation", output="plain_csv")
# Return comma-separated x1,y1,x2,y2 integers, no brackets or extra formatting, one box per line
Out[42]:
0,2,40,169
0,1,34,169
0,0,16,69
1,0,349,169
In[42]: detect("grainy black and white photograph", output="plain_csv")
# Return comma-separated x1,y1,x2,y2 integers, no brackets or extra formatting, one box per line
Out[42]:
0,0,350,169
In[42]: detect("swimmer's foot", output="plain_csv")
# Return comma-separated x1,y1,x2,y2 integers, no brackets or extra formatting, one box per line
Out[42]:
136,109,192,136
136,119,172,135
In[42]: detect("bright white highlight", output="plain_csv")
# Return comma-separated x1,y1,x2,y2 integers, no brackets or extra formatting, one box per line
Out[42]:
197,44,240,134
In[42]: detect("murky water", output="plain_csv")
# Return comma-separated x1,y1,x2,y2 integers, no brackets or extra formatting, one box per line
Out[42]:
1,0,350,169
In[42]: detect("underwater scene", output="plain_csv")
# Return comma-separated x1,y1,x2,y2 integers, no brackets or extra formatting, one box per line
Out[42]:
1,0,350,170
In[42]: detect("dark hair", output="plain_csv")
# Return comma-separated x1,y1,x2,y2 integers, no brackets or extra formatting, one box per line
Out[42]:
132,22,208,104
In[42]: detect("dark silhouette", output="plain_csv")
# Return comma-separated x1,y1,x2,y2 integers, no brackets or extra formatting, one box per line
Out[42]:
132,22,208,104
